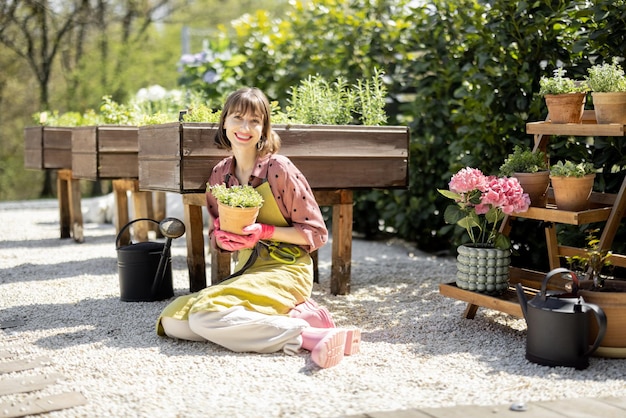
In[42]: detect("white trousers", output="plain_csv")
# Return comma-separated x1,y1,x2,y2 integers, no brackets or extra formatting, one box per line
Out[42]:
160,306,309,355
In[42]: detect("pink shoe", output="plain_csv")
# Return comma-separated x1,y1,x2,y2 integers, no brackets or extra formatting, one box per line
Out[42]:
307,329,347,369
290,299,336,328
344,328,361,355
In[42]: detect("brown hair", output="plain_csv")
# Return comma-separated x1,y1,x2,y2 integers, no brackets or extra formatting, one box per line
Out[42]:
214,87,281,155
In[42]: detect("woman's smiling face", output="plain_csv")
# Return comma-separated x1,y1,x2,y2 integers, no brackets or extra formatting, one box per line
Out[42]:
224,110,264,149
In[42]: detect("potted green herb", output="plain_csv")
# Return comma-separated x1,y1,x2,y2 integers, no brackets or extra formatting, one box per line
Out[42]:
499,145,549,207
586,58,626,124
549,160,595,211
539,68,588,124
208,183,264,234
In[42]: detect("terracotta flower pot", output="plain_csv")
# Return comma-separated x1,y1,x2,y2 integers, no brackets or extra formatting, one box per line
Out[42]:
549,174,595,211
591,92,626,124
514,171,550,207
579,288,626,358
544,93,586,124
217,202,260,235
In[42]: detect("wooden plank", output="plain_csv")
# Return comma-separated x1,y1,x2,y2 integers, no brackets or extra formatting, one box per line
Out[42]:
71,126,97,152
43,127,73,149
98,125,138,152
0,373,63,396
71,152,98,181
538,397,626,417
0,391,87,418
99,153,138,178
71,126,98,180
43,149,72,169
512,205,612,225
0,357,53,374
526,121,624,136
23,126,43,170
602,396,626,411
419,403,565,418
184,201,208,291
57,169,72,239
331,190,353,295
438,283,525,318
181,156,408,191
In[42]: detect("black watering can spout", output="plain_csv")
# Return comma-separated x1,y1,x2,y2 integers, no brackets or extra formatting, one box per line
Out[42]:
515,283,529,321
151,217,186,295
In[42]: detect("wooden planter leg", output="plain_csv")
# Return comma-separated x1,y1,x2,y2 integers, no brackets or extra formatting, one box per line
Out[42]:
57,169,83,242
331,190,353,295
57,170,71,239
182,194,208,292
113,180,131,246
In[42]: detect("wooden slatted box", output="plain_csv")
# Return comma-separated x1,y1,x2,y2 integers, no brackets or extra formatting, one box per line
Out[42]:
72,126,139,180
23,126,73,170
138,123,409,192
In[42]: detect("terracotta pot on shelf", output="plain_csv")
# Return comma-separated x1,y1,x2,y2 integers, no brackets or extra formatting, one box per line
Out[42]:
578,285,626,358
544,93,586,124
549,174,595,211
591,92,626,124
514,171,550,207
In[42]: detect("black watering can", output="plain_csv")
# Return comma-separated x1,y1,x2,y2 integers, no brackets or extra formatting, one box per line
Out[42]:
516,268,607,370
116,217,185,302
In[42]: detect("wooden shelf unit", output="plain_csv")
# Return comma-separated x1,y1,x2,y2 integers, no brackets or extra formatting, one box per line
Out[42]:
441,112,626,318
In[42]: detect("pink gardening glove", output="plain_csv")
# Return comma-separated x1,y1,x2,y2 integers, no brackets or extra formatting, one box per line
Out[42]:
213,220,274,252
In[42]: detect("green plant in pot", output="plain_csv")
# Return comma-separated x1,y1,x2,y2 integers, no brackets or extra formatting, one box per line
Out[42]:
208,183,264,235
539,68,588,124
499,145,549,207
585,58,626,124
549,160,595,211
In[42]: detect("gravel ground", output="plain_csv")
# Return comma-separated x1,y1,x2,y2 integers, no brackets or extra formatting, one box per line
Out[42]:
1,197,626,417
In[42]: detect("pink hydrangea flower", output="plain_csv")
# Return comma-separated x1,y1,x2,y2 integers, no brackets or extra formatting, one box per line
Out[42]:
439,167,531,249
448,167,488,194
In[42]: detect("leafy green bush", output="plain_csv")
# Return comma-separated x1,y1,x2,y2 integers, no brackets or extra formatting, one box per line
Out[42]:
550,160,595,177
586,58,626,92
499,146,548,176
208,184,264,208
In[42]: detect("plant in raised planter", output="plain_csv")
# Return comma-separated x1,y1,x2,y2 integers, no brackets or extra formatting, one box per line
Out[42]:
208,183,264,235
539,68,588,124
549,160,595,211
585,58,626,124
499,145,549,207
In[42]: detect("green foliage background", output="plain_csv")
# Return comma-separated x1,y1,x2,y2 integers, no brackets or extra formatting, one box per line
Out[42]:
2,0,626,266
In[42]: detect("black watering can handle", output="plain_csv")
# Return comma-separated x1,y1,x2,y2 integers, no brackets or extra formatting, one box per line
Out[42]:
540,267,579,301
583,302,608,357
115,218,159,249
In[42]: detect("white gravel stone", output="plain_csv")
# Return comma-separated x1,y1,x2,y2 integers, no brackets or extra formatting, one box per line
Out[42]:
1,197,625,417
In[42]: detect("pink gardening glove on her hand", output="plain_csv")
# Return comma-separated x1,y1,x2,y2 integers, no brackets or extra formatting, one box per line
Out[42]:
213,218,275,252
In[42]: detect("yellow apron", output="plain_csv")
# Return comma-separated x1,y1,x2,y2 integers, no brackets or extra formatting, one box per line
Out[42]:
156,181,313,336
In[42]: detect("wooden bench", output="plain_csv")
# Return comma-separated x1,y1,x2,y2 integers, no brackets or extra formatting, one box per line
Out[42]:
138,122,410,294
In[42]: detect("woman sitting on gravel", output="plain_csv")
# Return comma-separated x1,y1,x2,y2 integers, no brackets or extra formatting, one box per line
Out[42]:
156,87,360,368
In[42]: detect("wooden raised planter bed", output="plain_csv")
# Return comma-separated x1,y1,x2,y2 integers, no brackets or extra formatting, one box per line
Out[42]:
138,122,410,293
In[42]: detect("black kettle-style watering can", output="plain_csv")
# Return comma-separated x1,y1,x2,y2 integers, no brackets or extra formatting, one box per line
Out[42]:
116,217,185,302
516,268,607,370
